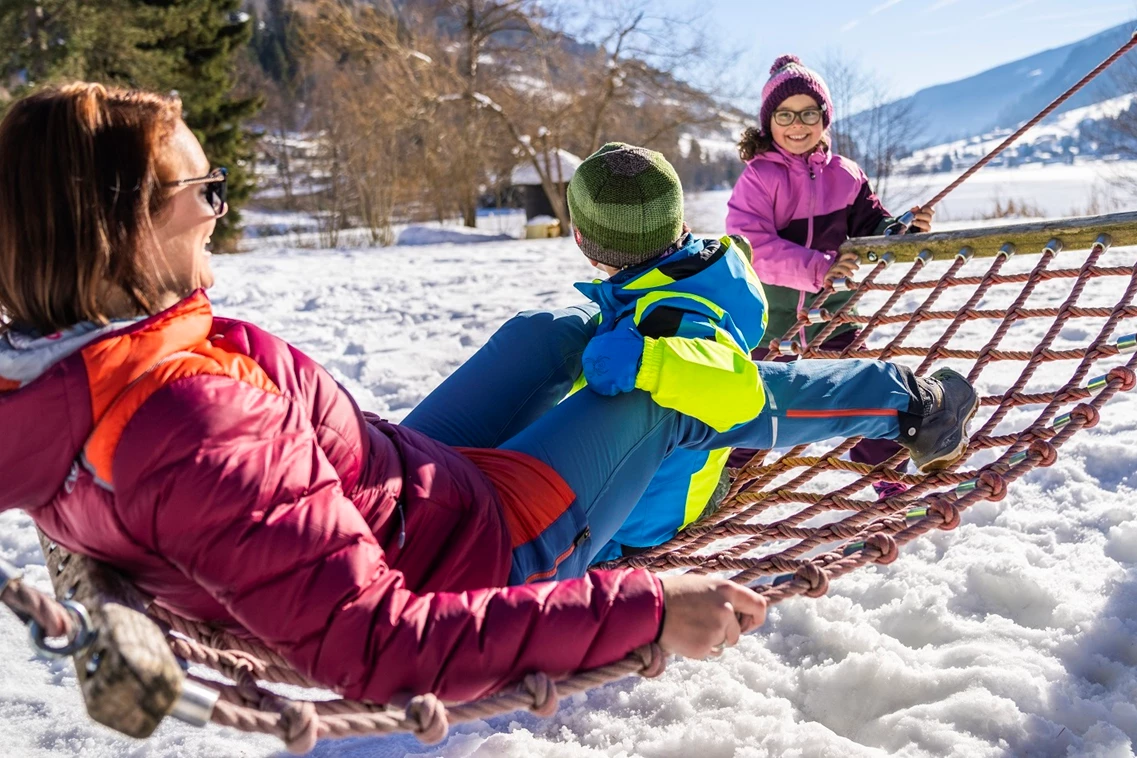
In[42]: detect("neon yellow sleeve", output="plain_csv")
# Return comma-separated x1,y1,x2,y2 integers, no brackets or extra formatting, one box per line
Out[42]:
633,334,765,432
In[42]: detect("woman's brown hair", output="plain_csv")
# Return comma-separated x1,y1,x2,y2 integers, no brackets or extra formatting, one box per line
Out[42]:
0,82,183,335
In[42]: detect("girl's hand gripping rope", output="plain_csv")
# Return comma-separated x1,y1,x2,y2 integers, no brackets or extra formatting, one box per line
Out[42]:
884,205,935,236
825,250,861,283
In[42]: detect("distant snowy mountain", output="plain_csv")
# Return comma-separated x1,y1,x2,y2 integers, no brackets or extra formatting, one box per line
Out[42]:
899,92,1137,175
859,21,1135,147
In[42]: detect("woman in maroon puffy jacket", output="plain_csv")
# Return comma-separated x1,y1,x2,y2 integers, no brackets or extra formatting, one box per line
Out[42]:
0,84,767,706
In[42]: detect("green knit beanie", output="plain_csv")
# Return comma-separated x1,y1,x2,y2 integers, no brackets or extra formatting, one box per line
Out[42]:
567,142,685,268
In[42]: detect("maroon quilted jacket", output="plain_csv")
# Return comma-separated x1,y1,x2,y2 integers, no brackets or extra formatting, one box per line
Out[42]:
0,290,663,703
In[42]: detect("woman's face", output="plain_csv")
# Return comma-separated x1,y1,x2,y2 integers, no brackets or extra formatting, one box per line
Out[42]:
153,121,223,298
770,94,825,156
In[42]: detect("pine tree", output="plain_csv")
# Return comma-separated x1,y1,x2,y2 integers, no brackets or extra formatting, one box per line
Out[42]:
140,1,262,248
252,0,303,94
0,1,261,249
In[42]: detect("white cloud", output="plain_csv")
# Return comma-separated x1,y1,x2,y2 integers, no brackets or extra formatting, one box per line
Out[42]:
871,0,905,13
1030,5,1130,23
928,0,961,11
980,0,1040,20
841,19,861,32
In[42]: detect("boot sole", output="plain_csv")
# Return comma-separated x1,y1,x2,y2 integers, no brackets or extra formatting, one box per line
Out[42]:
916,393,981,474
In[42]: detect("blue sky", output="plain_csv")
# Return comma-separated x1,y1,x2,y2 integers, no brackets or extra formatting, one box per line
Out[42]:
645,0,1135,101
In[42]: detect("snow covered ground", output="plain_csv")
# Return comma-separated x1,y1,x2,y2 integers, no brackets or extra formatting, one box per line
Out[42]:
685,161,1137,233
5,174,1137,757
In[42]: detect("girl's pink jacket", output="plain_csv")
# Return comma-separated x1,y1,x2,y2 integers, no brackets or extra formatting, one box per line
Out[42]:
725,145,891,292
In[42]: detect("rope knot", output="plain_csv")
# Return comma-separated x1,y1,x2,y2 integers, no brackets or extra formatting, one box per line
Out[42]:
635,642,667,678
226,650,269,681
977,471,1007,501
523,672,559,718
927,495,961,530
278,700,320,755
1028,439,1058,467
1108,366,1137,392
231,659,263,704
794,563,829,597
406,694,449,745
1071,403,1100,429
865,533,899,565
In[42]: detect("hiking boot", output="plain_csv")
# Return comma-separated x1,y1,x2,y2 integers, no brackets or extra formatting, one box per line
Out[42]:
897,368,979,473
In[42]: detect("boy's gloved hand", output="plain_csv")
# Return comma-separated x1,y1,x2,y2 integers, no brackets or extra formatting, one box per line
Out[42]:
582,325,644,395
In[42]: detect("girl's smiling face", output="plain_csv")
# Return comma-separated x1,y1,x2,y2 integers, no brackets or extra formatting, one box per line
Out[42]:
769,94,825,156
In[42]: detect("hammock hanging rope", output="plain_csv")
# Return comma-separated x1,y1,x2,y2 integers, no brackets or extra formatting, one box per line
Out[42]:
3,212,1136,752
884,28,1137,235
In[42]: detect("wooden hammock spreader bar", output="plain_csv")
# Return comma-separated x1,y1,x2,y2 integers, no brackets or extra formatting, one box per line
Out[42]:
3,212,1137,752
30,530,218,738
840,210,1137,263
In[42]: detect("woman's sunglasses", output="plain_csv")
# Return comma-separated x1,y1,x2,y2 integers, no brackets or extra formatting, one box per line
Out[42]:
163,167,228,216
772,108,823,127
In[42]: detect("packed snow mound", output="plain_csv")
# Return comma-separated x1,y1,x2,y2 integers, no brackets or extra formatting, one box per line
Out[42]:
396,225,515,246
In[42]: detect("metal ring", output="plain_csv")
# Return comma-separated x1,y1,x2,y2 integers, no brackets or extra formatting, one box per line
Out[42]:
29,600,96,659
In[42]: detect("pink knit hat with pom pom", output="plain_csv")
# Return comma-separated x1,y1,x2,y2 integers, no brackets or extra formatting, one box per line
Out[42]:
759,55,833,135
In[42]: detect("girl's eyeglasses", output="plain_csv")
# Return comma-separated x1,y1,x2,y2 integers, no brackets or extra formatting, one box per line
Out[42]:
772,109,823,127
163,167,228,216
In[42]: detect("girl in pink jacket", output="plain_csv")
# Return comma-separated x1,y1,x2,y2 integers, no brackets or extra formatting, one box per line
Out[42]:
725,55,935,492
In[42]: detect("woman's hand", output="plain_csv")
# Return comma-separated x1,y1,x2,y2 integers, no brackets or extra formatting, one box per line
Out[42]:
824,250,860,283
909,205,935,233
658,575,767,658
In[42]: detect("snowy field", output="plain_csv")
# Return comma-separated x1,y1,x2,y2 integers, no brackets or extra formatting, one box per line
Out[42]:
685,161,1137,233
5,172,1137,757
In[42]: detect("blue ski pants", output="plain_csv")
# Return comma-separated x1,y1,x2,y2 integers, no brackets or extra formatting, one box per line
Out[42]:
402,305,913,583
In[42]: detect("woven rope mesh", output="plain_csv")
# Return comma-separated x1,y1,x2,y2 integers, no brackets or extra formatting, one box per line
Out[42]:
604,231,1137,605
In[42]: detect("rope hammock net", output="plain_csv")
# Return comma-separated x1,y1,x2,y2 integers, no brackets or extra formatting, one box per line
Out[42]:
2,212,1136,752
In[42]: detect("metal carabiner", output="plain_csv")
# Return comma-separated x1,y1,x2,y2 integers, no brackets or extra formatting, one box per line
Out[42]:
29,599,97,659
883,210,916,237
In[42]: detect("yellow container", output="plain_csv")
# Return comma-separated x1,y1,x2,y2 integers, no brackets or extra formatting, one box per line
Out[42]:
525,219,561,239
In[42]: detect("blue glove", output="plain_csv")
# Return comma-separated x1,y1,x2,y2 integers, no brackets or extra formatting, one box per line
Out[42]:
582,325,644,396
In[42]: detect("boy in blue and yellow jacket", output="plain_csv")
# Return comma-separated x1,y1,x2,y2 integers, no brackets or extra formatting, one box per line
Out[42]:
575,231,767,562
568,143,770,561
567,143,978,564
